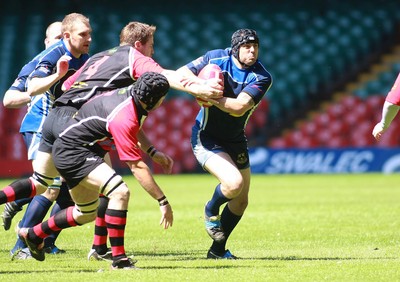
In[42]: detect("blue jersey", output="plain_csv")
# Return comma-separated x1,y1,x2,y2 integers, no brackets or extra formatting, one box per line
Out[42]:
8,54,42,92
19,39,89,134
186,48,272,142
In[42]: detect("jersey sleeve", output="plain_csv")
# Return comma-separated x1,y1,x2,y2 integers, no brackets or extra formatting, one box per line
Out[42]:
386,73,400,106
242,70,272,104
185,49,226,75
185,54,211,75
131,50,165,79
29,51,60,79
107,103,142,162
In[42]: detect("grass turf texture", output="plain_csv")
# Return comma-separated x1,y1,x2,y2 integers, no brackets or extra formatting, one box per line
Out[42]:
0,173,400,281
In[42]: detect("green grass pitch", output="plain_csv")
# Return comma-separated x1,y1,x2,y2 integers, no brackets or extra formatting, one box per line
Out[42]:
0,173,400,281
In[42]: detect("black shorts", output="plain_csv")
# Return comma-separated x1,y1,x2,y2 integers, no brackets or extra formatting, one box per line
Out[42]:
39,106,77,153
191,131,250,170
52,138,106,189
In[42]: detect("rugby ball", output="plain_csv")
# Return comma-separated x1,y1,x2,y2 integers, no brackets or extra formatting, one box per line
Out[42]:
197,64,224,107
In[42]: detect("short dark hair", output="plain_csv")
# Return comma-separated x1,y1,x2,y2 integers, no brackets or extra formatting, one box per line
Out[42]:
131,72,169,110
231,29,259,61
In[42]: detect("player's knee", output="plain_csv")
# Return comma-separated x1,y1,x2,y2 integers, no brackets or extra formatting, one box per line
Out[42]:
74,198,99,224
101,174,129,202
109,184,130,202
222,174,244,196
30,171,56,193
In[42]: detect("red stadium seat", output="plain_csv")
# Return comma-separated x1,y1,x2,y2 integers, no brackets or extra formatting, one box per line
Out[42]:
365,95,385,112
314,112,332,128
340,95,362,110
315,128,333,146
326,103,345,119
325,136,348,148
269,137,289,148
299,120,319,136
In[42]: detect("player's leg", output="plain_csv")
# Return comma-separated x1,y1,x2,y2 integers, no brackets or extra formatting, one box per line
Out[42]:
0,132,51,226
17,176,99,261
1,198,31,231
1,130,61,207
43,181,74,254
95,164,135,269
87,194,112,261
88,153,112,261
202,152,244,242
13,152,62,255
208,167,250,259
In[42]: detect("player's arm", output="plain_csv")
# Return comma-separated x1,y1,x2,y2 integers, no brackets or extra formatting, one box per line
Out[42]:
372,101,400,141
373,72,400,141
3,90,31,108
28,55,71,96
161,69,223,100
211,92,255,117
125,159,173,229
137,129,173,174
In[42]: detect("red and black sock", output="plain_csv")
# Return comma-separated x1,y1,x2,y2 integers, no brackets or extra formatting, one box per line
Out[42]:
105,208,127,261
30,206,79,244
92,195,109,254
0,178,36,204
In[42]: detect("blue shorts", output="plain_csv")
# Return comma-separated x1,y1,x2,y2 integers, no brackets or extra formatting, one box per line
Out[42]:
191,131,250,170
21,131,42,160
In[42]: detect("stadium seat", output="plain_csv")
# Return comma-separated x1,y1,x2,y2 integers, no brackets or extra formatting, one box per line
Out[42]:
325,136,350,148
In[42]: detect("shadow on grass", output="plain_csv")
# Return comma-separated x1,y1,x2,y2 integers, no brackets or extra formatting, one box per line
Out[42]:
0,269,98,274
127,250,397,262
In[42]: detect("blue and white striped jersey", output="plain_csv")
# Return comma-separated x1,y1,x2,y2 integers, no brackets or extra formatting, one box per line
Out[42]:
19,39,89,134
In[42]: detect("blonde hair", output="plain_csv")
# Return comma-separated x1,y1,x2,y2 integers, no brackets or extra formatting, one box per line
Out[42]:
119,21,156,46
61,13,90,33
46,21,62,38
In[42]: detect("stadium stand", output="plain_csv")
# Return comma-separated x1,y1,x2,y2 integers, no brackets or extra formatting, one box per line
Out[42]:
1,0,400,175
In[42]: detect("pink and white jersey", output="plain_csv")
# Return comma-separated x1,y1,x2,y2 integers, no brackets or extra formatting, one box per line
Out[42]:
386,73,400,105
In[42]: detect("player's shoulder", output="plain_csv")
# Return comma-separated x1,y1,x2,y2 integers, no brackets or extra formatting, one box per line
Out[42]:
39,41,66,62
206,48,230,59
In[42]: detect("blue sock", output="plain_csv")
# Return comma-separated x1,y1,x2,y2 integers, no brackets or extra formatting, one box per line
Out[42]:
205,184,230,217
14,197,32,207
211,205,242,254
20,195,53,227
44,183,73,248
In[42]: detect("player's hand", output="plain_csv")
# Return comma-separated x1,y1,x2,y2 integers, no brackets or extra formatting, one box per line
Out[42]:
195,80,224,100
152,151,174,174
205,77,224,90
159,203,173,229
57,55,72,78
372,122,386,141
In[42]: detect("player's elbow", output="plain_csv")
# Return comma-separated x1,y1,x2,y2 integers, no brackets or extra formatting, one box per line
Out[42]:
230,108,247,117
3,98,11,108
3,92,17,108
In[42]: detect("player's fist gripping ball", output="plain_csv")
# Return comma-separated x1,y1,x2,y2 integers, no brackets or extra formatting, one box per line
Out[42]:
197,64,224,107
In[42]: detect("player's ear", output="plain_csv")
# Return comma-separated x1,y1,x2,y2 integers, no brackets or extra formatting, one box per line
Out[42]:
134,41,142,49
63,31,71,40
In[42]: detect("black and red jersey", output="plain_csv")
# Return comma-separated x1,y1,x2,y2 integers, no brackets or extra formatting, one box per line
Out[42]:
55,45,164,109
56,86,147,162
